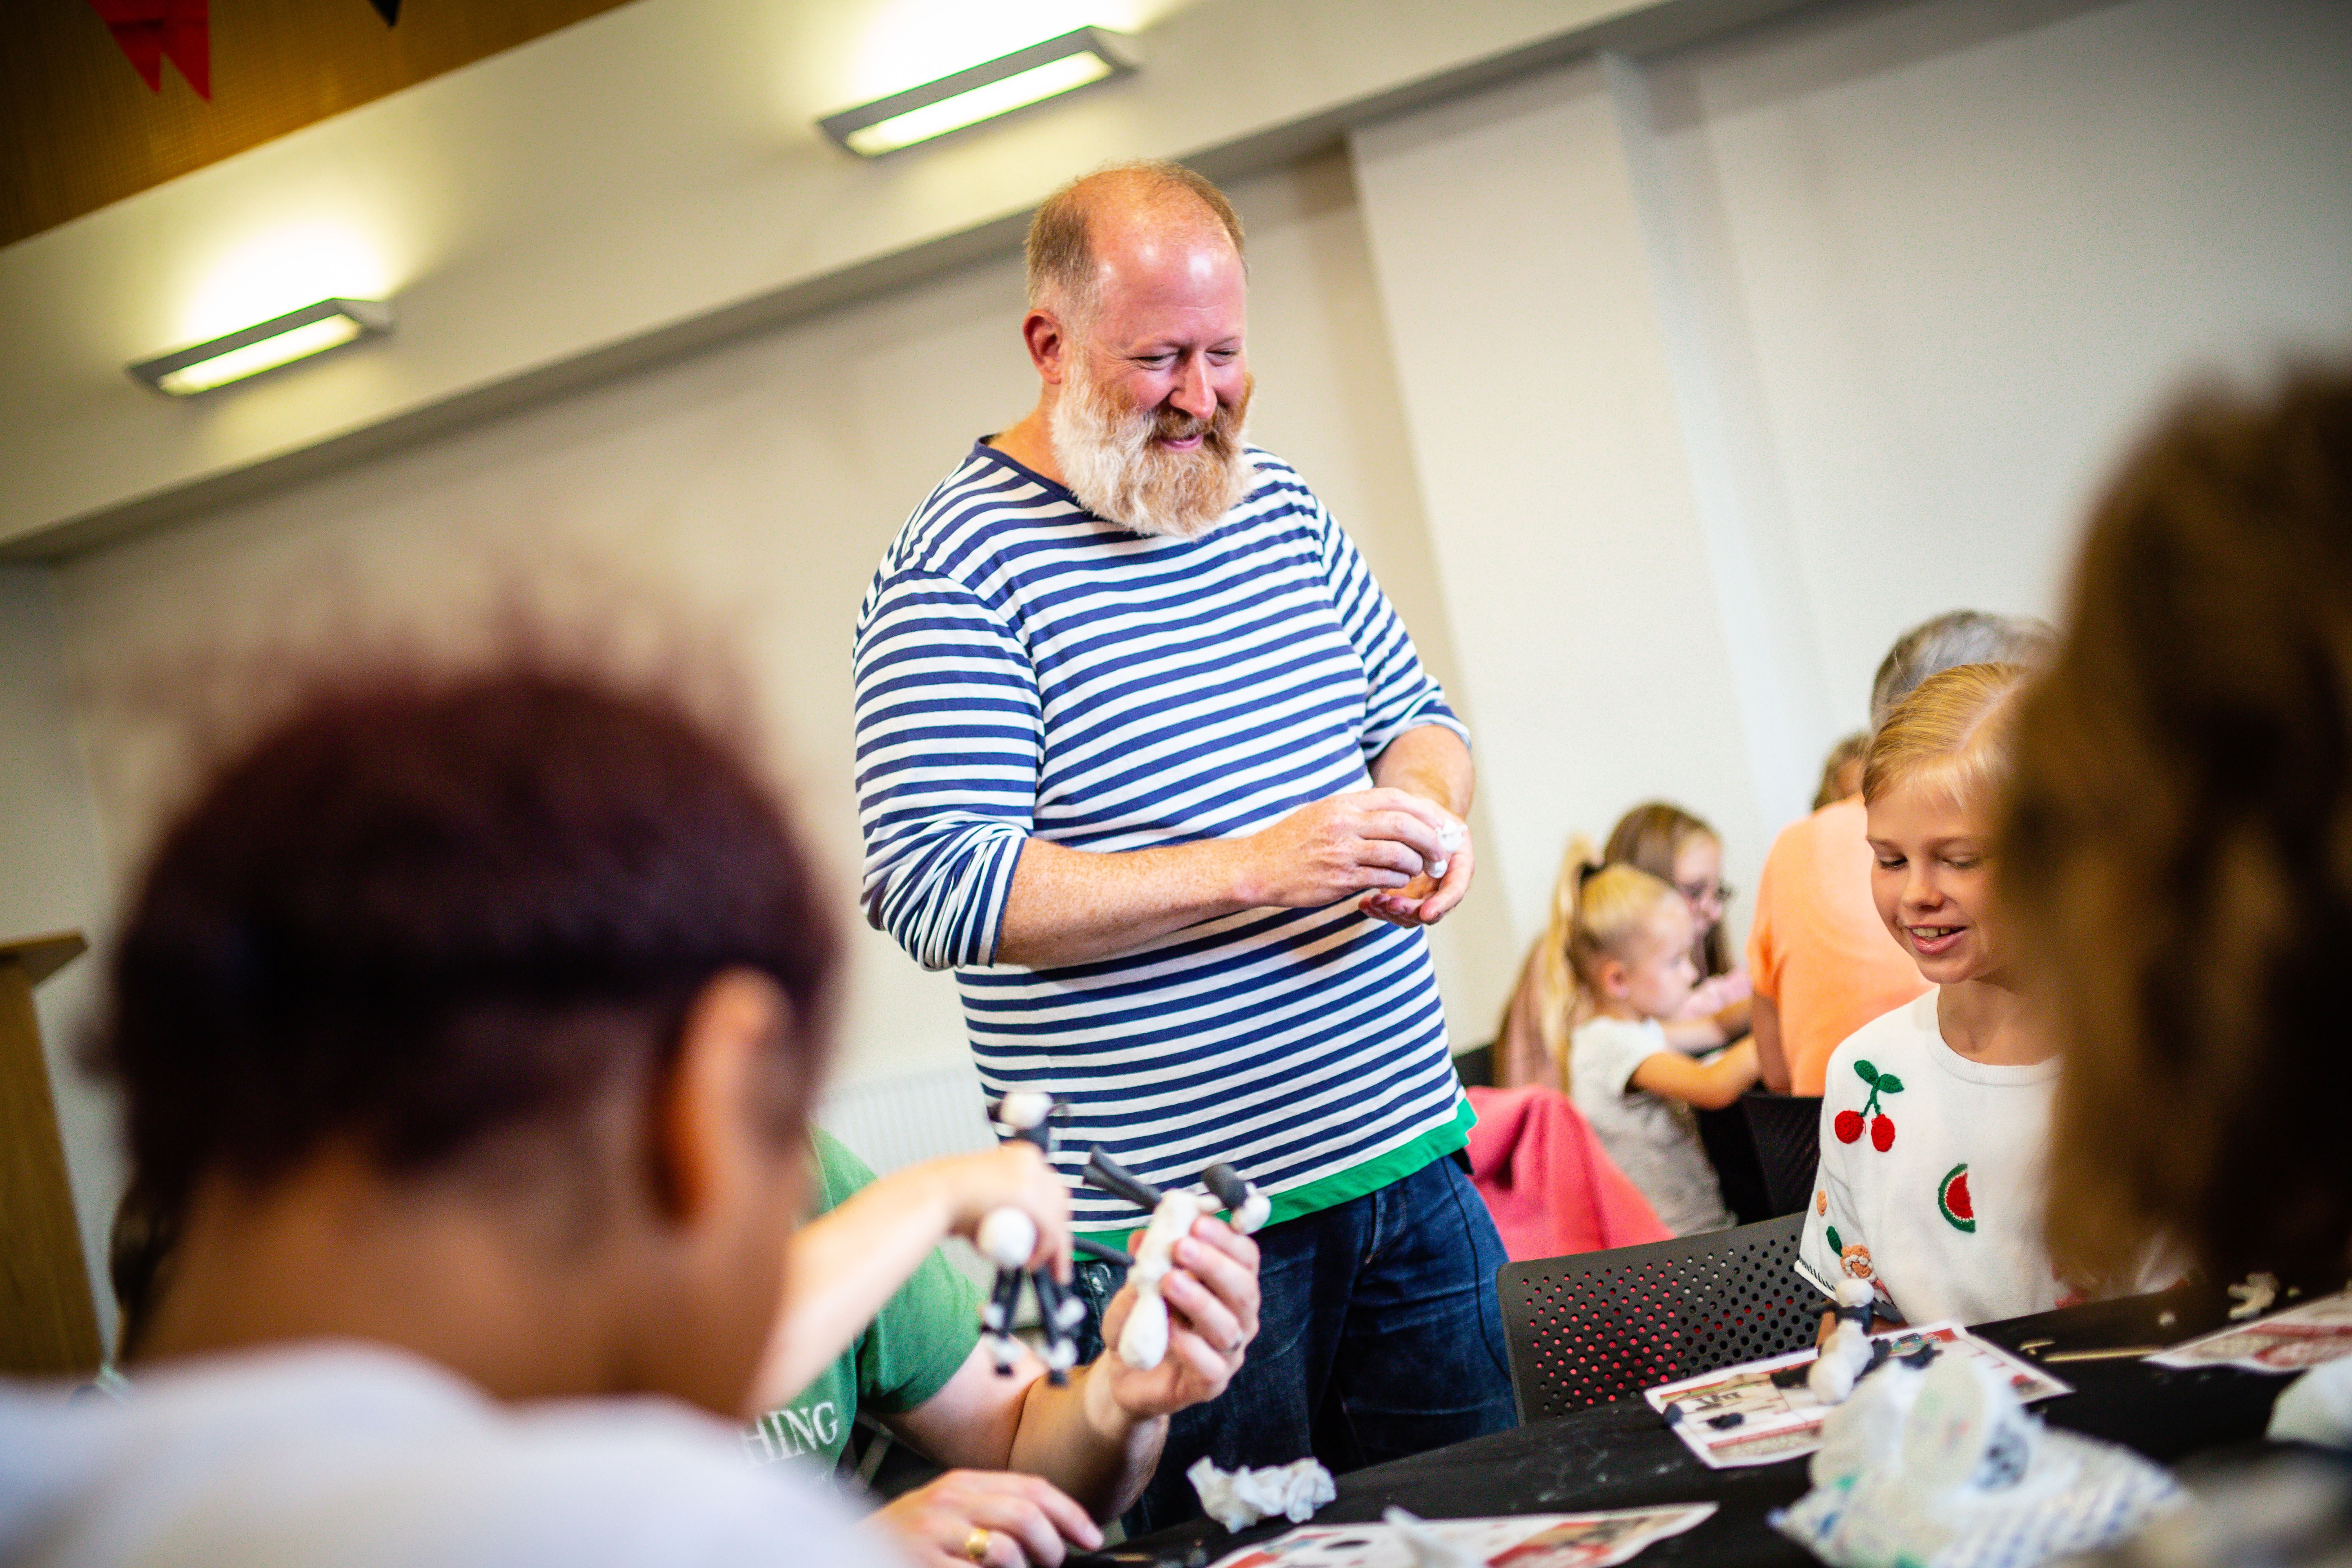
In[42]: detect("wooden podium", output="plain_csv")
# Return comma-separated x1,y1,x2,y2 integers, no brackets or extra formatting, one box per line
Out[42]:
0,931,103,1377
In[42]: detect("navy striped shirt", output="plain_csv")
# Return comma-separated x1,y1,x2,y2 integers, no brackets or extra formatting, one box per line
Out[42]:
853,442,1472,1229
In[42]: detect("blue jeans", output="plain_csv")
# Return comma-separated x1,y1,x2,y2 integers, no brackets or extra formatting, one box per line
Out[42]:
1072,1153,1516,1535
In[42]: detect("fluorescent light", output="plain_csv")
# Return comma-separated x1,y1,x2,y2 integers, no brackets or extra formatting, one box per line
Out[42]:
821,27,1136,156
132,298,393,396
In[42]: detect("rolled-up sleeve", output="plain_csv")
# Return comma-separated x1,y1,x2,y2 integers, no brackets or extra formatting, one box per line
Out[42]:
1312,496,1468,761
852,569,1041,971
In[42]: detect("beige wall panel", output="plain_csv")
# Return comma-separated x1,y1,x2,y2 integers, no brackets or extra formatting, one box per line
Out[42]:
1351,64,1772,970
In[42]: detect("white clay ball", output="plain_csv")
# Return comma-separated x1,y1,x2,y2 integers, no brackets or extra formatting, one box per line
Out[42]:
997,1090,1055,1132
976,1207,1037,1270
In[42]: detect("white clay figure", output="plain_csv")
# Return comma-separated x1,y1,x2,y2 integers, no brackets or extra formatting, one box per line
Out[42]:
1116,1190,1205,1371
1231,1188,1272,1234
1807,1278,1879,1403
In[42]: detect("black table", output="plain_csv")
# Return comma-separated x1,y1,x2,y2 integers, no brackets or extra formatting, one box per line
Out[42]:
1122,1282,2289,1567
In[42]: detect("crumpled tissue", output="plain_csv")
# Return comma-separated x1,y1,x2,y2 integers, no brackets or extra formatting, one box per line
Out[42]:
1773,1345,2182,1568
1186,1455,1336,1532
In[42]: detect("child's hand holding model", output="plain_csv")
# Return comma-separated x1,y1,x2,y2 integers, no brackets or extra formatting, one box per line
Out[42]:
1564,855,1762,1235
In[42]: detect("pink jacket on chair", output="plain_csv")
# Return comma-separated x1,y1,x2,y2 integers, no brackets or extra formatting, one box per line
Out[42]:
1466,1084,1673,1261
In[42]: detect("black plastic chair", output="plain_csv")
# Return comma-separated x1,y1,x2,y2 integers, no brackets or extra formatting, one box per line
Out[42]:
1495,1213,1812,1421
1741,1092,1824,1218
1451,1040,1495,1089
1694,1102,1771,1225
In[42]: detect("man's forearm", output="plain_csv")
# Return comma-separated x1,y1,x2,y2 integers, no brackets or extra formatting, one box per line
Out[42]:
993,836,1252,968
1370,724,1473,816
1004,1359,1167,1521
992,761,1466,968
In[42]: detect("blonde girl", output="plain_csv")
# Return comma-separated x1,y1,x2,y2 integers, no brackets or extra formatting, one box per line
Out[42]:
1796,662,2065,1327
1537,847,1762,1235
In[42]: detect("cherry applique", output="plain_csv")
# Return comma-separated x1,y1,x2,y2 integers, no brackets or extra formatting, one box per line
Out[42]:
1832,1058,1903,1151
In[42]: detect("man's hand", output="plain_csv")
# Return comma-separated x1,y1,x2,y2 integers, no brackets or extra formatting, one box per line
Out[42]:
1358,723,1475,929
1096,1216,1261,1419
1359,822,1473,929
874,1470,1102,1568
1236,788,1463,910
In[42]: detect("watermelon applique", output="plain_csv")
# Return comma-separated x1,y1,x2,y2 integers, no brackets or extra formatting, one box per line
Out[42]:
1832,1059,1903,1151
1938,1163,1976,1233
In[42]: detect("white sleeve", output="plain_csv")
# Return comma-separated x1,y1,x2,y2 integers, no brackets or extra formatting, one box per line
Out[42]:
1795,1058,1896,1316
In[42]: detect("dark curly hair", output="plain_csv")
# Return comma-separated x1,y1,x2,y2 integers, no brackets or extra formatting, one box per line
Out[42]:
98,665,838,1212
2002,365,2352,1289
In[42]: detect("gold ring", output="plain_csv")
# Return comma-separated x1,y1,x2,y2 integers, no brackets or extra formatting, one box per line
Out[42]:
964,1527,992,1562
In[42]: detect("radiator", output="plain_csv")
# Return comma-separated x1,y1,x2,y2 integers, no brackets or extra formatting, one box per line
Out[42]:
815,1060,998,1176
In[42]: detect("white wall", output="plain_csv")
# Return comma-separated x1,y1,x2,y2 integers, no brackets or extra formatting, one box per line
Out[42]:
1351,61,1780,959
1638,0,2352,748
0,570,120,1352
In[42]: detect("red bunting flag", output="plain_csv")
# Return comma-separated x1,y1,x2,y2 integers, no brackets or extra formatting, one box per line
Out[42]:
87,0,210,99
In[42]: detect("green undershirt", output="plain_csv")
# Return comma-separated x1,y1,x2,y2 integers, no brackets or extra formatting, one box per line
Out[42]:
1072,1092,1477,1238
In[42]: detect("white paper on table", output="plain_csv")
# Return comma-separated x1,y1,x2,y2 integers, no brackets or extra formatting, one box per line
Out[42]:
2149,1287,2352,1373
1203,1504,1715,1568
1643,1322,2071,1470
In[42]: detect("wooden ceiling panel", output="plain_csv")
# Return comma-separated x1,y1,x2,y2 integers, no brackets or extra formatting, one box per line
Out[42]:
0,0,644,249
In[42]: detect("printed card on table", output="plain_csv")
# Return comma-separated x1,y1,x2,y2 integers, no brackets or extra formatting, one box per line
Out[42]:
1206,1504,1716,1568
2149,1287,2352,1373
1642,1321,2070,1470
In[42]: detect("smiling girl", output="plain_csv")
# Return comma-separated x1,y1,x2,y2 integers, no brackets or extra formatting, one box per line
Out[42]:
1795,662,2064,1326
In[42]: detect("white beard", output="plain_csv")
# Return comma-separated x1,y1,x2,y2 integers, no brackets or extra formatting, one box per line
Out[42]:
1050,358,1253,539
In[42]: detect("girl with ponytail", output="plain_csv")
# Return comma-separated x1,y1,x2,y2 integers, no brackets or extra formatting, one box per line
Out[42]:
1499,838,1761,1235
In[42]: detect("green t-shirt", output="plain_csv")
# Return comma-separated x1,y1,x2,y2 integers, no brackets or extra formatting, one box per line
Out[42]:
744,1133,983,1471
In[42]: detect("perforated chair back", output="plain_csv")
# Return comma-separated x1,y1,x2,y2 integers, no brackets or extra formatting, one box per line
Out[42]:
1742,1093,1824,1218
1496,1213,1811,1419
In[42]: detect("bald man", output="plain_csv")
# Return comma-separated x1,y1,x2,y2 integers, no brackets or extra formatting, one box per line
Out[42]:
851,161,1515,1533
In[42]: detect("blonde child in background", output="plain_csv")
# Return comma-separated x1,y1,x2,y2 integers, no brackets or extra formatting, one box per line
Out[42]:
1496,804,1747,1087
1812,732,1869,812
1558,852,1762,1235
1798,662,2066,1328
1602,803,1752,1049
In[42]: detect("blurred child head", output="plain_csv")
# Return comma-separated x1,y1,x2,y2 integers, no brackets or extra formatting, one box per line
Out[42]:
1813,731,1870,810
1604,802,1732,976
98,664,839,1414
1869,611,2057,734
2003,366,2352,1289
1864,663,2032,987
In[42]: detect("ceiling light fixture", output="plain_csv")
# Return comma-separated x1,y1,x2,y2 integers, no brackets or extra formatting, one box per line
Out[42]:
820,27,1137,157
130,297,394,396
